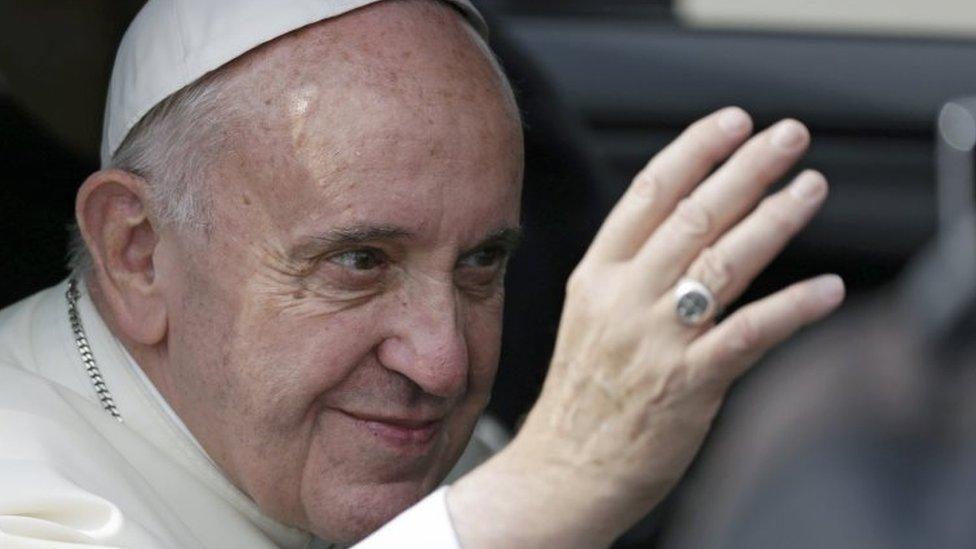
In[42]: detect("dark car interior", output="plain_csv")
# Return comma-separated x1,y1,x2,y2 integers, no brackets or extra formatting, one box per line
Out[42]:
2,1,975,546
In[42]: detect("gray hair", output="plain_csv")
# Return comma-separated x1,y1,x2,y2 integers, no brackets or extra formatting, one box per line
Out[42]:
67,67,232,279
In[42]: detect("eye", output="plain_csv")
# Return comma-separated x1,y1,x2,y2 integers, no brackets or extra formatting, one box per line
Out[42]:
459,246,508,269
316,248,389,293
329,249,384,271
456,246,510,293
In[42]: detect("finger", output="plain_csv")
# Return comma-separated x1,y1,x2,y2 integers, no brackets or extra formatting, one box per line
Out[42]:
684,170,828,307
585,107,753,263
684,274,845,386
636,119,811,294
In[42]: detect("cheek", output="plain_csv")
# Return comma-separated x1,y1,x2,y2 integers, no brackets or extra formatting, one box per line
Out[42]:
235,298,385,424
162,252,242,409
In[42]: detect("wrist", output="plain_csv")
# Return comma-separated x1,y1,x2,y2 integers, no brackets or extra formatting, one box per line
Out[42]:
445,436,626,549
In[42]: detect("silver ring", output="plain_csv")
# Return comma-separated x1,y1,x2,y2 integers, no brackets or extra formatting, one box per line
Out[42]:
674,277,717,327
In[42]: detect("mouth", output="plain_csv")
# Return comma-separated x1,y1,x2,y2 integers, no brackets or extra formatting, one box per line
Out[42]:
333,409,444,448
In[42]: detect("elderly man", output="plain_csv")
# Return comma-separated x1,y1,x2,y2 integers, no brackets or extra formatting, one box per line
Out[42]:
0,0,845,547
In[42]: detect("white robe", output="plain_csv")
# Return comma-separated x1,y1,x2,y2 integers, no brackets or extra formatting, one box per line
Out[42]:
0,281,502,548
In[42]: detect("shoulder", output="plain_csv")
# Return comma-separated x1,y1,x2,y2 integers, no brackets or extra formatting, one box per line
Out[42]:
0,365,194,548
0,361,107,451
0,363,146,508
0,282,76,379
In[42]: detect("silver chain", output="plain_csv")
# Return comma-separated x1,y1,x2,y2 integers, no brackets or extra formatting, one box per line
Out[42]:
66,278,123,422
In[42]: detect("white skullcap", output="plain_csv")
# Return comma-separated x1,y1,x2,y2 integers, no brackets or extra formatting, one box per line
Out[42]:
101,0,488,168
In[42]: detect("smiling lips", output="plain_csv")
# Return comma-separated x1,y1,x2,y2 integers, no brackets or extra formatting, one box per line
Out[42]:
337,409,443,447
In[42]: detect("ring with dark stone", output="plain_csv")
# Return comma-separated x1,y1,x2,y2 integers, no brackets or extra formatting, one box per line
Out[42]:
674,278,717,327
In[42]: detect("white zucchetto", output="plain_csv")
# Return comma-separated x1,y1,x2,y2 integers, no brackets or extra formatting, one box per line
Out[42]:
101,0,488,167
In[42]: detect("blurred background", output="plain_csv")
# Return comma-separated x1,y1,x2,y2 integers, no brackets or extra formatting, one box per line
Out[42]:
1,1,974,547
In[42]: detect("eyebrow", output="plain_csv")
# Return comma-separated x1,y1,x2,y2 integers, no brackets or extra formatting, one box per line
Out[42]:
465,227,524,256
293,224,523,258
289,225,413,260
305,225,415,247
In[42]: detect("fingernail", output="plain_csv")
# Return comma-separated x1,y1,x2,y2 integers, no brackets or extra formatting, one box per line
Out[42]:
811,274,845,307
771,119,808,150
790,170,827,202
718,107,751,136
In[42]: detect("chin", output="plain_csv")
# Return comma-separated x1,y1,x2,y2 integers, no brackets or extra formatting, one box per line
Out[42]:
297,413,472,541
305,479,437,543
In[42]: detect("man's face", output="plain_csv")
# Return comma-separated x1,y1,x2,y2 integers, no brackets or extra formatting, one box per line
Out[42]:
152,2,523,541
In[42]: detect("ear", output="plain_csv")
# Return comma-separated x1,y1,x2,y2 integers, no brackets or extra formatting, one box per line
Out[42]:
75,169,167,345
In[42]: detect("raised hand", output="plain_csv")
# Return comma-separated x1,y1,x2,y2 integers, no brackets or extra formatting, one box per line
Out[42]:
449,108,845,548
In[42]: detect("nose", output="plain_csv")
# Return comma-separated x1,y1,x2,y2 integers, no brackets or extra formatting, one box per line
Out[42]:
376,281,469,400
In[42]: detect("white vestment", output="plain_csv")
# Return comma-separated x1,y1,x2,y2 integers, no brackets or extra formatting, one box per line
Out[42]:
0,281,500,548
